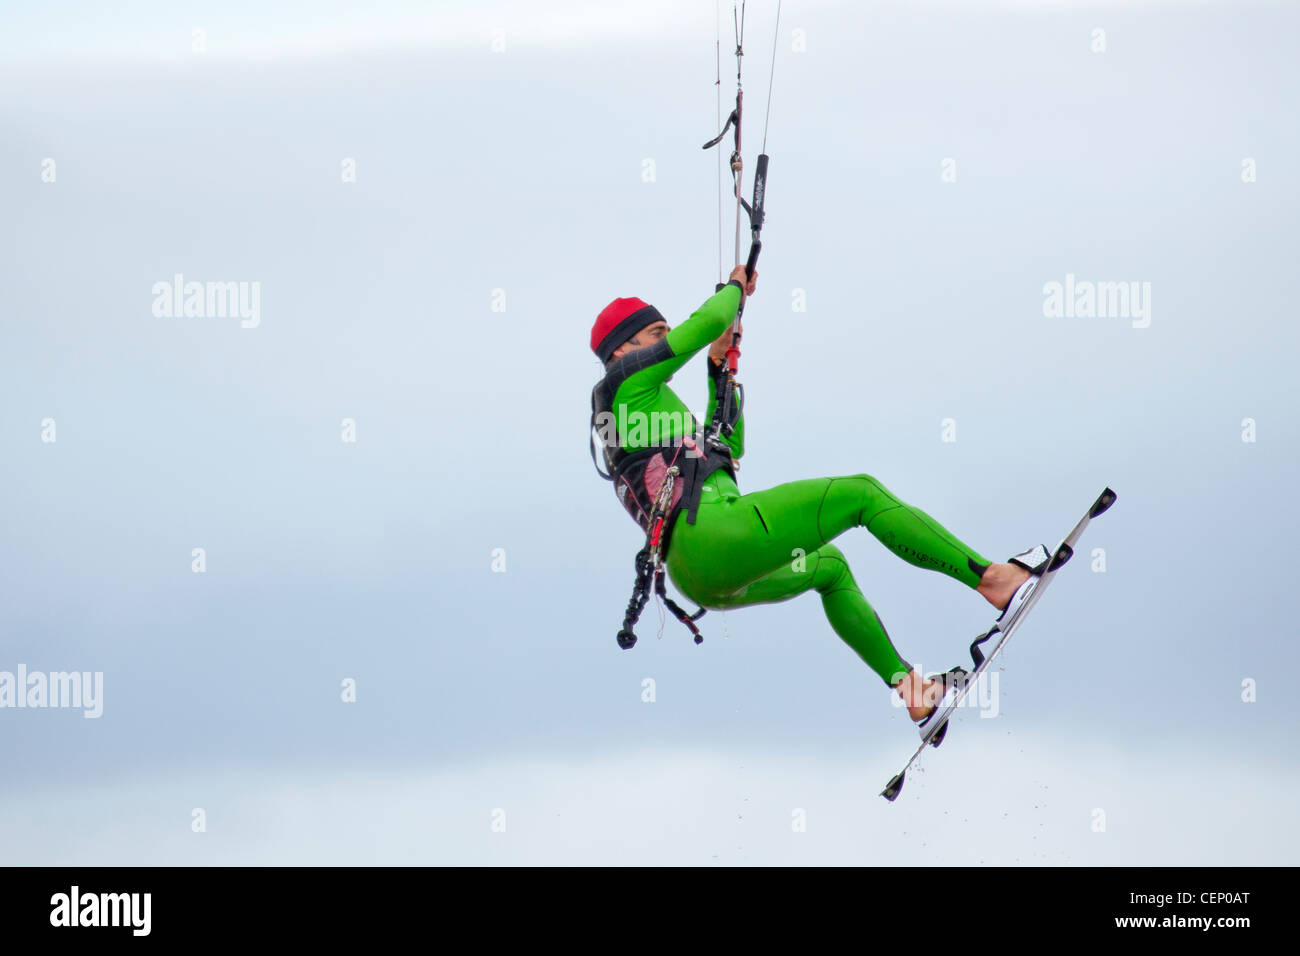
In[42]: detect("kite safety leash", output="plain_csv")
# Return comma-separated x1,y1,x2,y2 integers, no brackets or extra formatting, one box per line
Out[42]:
616,461,707,649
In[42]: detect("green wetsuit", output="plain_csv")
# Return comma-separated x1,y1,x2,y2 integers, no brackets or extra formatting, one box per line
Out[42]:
603,283,991,686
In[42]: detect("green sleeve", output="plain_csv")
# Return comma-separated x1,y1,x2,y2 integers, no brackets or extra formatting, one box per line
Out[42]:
664,282,742,359
675,281,745,458
614,281,742,412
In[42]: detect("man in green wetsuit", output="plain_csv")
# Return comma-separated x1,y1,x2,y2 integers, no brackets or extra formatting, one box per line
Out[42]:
589,266,1042,737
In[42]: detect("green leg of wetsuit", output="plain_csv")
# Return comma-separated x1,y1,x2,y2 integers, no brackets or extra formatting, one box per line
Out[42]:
665,472,991,686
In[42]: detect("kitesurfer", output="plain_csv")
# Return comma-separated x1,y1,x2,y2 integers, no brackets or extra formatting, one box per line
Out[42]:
590,268,1045,736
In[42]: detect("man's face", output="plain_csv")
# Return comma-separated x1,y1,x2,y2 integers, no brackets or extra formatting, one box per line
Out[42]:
613,320,669,360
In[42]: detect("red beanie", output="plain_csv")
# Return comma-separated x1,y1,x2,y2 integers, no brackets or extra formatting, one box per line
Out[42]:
591,297,665,363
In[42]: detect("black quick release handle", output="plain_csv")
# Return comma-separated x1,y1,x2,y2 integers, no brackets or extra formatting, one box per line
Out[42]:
745,153,769,280
751,154,769,220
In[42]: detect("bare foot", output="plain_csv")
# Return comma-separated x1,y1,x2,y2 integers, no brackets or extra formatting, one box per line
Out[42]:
893,670,942,722
976,562,1031,611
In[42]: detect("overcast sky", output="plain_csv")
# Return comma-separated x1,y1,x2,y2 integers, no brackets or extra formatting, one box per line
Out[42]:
2,0,1297,864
